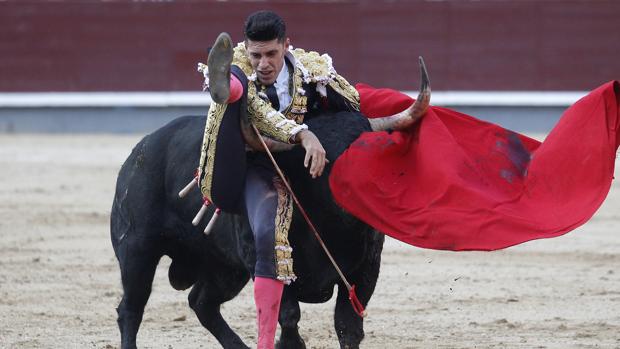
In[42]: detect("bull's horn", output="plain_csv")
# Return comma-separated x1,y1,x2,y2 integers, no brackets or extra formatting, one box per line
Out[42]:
369,56,431,131
414,56,431,117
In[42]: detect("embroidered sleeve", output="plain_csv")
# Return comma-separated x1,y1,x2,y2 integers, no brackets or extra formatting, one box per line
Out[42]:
247,82,308,143
326,74,360,112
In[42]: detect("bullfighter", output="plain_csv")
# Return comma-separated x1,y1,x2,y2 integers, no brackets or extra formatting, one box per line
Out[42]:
197,10,426,348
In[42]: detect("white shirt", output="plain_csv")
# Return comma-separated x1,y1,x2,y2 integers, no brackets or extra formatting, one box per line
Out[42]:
274,60,292,112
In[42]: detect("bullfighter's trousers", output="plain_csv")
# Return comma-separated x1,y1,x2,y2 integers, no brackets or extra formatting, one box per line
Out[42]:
198,65,296,284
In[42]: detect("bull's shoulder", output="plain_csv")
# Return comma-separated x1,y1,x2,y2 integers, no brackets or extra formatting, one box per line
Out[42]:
152,115,205,153
158,115,205,133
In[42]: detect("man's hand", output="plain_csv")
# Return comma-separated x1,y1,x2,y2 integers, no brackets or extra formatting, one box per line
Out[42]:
295,130,328,178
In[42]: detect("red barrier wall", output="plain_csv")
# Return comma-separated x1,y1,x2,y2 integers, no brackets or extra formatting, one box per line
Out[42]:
1,1,619,92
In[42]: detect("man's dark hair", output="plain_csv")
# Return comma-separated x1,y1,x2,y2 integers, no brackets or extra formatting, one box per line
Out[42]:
244,11,286,42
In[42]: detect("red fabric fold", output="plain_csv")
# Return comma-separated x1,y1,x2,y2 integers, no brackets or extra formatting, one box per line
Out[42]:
329,81,620,251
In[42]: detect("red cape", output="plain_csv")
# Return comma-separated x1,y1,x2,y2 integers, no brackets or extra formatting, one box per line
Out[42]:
329,81,620,251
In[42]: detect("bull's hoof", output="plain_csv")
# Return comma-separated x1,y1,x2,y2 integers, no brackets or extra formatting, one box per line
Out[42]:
275,336,306,349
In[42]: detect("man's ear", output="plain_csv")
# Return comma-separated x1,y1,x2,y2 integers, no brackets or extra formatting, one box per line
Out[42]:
285,37,291,50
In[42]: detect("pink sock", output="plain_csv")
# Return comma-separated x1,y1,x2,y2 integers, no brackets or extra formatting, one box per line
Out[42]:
254,277,284,349
227,75,243,103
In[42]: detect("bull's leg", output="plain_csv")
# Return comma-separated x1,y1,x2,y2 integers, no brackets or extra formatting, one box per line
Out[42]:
116,241,162,349
334,241,383,348
189,280,250,349
334,284,365,349
276,286,306,349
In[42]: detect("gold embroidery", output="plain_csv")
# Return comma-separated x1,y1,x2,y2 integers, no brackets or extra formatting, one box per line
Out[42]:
291,48,335,83
328,74,361,111
199,102,228,201
283,68,307,124
273,177,296,284
290,48,359,111
231,43,253,77
247,82,304,143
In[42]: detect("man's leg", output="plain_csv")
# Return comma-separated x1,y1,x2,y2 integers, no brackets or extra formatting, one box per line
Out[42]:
245,166,282,349
198,66,247,211
254,277,284,349
200,33,292,211
244,165,295,349
199,34,250,212
208,32,234,104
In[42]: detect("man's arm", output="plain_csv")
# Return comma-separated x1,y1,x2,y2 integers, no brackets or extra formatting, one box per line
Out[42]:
247,82,307,144
294,130,327,178
247,82,327,178
325,74,361,112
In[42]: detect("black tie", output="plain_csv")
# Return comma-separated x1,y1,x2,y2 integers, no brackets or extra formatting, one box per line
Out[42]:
265,84,280,111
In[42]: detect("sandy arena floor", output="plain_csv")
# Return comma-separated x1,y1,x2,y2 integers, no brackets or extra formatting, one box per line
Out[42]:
0,134,619,348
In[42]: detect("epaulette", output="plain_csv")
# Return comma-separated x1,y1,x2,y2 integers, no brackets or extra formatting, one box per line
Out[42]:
290,48,337,85
196,62,208,91
231,43,254,77
292,48,358,106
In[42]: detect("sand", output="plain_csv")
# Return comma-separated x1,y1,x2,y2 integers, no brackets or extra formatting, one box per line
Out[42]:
0,134,619,349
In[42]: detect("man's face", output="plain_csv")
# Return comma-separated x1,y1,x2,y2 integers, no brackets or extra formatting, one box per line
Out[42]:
245,38,289,85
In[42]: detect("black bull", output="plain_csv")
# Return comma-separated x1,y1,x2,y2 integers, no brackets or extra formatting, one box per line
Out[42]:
111,111,385,349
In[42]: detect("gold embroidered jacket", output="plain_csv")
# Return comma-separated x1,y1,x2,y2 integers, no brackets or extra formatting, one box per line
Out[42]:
199,43,361,143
